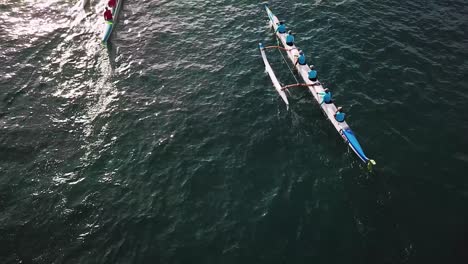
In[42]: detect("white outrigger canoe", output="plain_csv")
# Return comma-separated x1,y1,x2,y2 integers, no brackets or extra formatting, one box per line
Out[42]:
261,5,376,168
102,0,123,43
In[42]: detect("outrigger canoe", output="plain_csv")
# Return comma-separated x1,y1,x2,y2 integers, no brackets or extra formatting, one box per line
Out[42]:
102,0,123,43
261,5,376,168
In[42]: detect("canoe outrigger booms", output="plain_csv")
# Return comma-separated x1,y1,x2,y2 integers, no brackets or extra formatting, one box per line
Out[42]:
260,5,376,169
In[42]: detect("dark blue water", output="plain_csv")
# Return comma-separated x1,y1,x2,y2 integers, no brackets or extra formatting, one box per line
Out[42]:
1,0,468,263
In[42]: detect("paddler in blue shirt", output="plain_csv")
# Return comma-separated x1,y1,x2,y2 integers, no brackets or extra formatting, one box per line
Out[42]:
276,21,287,34
334,107,346,122
308,65,318,81
319,88,332,104
285,30,295,46
295,50,307,66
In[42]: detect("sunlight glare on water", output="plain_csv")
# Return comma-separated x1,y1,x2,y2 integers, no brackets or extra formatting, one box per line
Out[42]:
1,0,468,263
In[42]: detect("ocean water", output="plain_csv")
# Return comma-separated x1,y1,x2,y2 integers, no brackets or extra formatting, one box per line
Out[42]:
1,0,468,263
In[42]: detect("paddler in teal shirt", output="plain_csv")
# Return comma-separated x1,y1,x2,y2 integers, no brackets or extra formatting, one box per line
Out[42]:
295,50,306,66
276,21,287,34
286,30,294,46
334,107,346,122
308,65,318,81
319,88,332,104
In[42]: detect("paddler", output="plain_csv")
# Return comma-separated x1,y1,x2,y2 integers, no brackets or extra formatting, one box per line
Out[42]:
319,88,332,104
294,50,307,66
334,107,346,122
308,65,318,81
276,21,287,34
285,30,295,46
108,0,116,8
104,7,113,21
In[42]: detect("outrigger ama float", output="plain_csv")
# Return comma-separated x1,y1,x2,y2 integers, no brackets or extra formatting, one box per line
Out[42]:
260,5,376,169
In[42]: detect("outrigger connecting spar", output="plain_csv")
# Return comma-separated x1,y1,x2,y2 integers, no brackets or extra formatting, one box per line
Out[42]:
260,5,376,169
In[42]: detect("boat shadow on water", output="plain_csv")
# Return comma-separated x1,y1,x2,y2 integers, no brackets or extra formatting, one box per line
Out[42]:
102,41,118,72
